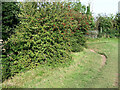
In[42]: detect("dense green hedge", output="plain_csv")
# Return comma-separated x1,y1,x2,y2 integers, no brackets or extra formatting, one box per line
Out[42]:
2,2,20,41
2,2,94,81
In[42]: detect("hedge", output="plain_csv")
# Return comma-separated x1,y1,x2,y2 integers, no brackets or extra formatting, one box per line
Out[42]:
2,2,94,81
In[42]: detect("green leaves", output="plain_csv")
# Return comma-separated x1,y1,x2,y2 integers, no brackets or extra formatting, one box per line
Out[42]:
96,14,119,38
2,2,92,82
2,2,20,41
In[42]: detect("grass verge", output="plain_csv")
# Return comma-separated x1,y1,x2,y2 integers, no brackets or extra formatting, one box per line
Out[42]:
2,38,118,88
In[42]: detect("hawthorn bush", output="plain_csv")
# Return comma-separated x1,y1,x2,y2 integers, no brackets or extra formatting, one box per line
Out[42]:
2,2,94,81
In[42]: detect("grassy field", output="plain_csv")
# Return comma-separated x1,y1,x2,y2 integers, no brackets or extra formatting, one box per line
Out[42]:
2,38,118,88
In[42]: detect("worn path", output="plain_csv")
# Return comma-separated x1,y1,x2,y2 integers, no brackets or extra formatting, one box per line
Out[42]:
89,49,107,68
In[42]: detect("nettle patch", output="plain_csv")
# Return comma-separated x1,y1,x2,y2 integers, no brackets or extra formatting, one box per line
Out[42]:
2,2,94,81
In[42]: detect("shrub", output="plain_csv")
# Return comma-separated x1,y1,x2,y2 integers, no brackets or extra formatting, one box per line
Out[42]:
69,31,87,52
115,13,120,29
2,2,20,41
114,13,120,37
2,2,94,81
66,2,94,52
2,2,72,81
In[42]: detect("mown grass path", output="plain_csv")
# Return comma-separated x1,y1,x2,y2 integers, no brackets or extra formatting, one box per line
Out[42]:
86,38,118,88
2,38,118,88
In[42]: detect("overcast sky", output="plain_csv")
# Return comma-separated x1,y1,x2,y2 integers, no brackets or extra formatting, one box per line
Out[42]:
80,0,120,17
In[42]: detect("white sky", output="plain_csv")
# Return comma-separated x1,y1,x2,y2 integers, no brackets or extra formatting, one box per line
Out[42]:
80,0,120,17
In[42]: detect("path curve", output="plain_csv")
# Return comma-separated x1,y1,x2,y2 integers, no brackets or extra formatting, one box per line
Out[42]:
89,49,107,68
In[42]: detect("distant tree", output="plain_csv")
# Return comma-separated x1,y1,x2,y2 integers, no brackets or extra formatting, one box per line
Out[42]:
86,5,91,15
96,14,119,38
115,13,120,29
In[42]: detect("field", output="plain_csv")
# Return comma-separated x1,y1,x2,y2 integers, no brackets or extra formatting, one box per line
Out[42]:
2,38,118,88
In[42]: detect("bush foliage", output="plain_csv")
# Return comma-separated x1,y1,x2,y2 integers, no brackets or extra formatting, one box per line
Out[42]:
2,2,20,41
2,2,94,81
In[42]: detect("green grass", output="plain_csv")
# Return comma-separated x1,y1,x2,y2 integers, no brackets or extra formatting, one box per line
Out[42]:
2,38,118,88
86,38,118,88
